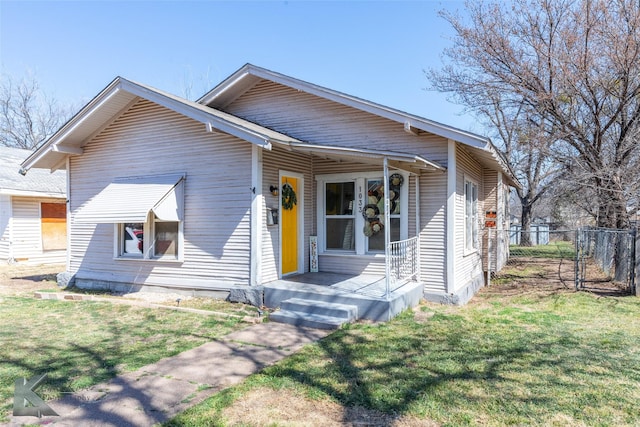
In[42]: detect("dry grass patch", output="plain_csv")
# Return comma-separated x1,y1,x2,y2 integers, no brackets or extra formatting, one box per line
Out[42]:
0,263,63,296
222,387,437,427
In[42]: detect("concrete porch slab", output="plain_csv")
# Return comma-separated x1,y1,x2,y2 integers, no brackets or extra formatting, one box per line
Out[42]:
264,273,423,322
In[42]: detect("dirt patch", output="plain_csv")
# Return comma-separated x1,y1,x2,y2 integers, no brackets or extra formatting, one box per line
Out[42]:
0,263,64,297
480,255,631,302
221,388,437,427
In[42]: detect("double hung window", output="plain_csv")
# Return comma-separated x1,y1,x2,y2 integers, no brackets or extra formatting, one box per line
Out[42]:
465,179,478,252
325,181,355,250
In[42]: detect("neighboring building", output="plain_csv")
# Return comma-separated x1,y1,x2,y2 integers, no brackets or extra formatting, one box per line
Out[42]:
1,146,67,264
21,64,519,314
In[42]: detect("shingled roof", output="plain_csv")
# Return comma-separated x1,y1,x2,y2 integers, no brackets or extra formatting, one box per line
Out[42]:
0,146,65,196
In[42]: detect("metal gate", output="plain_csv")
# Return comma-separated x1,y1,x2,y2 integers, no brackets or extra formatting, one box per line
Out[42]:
575,227,636,295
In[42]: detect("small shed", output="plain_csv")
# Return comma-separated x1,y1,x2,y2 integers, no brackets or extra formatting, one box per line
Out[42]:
509,224,550,246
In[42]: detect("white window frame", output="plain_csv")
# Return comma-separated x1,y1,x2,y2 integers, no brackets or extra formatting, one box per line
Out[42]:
115,213,184,262
323,179,357,252
464,177,479,253
316,171,408,256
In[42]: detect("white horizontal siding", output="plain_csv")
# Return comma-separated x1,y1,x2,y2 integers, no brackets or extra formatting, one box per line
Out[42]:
0,195,10,261
419,171,447,292
482,169,498,272
68,99,254,290
11,197,42,259
454,145,484,292
318,254,386,275
224,80,450,165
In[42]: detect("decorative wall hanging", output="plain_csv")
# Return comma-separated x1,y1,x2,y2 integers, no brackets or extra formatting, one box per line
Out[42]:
362,204,380,219
281,182,297,210
389,173,404,187
370,219,384,234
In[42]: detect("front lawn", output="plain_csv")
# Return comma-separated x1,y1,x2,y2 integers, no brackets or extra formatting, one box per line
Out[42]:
168,285,640,426
0,295,250,421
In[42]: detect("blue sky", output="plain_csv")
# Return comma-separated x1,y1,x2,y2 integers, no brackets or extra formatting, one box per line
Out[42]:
0,1,481,133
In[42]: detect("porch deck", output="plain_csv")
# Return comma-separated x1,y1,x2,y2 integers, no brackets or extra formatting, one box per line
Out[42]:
264,272,424,323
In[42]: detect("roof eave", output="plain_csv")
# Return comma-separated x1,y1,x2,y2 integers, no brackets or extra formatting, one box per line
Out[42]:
271,140,446,172
21,77,290,173
198,64,491,149
21,77,124,172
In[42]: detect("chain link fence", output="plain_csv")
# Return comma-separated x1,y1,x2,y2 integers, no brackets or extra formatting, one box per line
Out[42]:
489,228,576,290
576,227,636,294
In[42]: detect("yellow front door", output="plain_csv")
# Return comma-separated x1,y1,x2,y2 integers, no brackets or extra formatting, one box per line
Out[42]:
281,176,298,275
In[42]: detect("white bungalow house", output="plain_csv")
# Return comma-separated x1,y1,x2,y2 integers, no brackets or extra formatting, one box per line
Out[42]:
21,64,519,325
1,146,67,264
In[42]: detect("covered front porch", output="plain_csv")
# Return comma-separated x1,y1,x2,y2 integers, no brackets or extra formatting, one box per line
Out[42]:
258,142,441,327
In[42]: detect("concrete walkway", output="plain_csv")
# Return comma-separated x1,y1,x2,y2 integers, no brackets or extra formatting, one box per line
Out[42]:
6,323,331,427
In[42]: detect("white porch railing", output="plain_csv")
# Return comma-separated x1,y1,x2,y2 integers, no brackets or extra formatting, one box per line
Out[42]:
386,236,420,297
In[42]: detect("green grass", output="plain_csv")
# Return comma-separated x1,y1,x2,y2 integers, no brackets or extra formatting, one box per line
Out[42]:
167,289,640,426
491,264,547,285
510,241,576,259
0,296,250,421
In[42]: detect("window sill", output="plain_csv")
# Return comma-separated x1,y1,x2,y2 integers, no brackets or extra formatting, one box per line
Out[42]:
320,252,385,259
114,256,183,264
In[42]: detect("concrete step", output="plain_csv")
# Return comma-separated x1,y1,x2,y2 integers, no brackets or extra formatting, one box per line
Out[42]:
269,310,349,330
280,298,358,321
269,298,359,329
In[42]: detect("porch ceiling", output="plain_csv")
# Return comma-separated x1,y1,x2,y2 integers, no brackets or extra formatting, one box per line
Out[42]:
270,140,446,174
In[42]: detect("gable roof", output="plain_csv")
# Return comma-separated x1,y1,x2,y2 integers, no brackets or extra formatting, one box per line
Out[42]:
21,65,519,188
20,77,304,172
0,146,65,197
198,63,520,188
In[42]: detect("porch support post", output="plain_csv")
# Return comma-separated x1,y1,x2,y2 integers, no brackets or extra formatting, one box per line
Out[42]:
384,157,391,299
65,157,72,272
415,174,421,282
250,145,263,286
446,139,456,294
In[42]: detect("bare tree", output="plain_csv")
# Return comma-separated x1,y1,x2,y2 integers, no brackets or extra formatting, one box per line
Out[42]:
429,0,640,229
0,73,71,150
481,94,559,244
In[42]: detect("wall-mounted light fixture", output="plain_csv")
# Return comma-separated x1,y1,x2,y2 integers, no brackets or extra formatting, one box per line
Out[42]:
269,185,279,196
